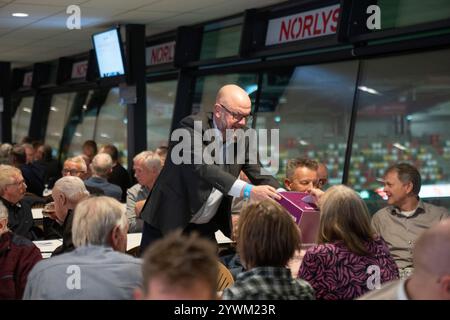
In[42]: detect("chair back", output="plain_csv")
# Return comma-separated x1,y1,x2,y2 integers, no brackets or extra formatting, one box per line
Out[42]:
217,261,234,292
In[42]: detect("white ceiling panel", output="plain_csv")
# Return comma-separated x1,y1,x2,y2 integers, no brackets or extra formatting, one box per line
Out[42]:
0,3,66,19
0,0,289,65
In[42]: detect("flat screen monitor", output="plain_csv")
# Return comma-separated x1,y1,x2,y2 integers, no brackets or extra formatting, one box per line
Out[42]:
92,28,125,78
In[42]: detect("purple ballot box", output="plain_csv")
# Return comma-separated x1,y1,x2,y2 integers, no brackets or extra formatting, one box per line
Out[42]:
277,192,320,245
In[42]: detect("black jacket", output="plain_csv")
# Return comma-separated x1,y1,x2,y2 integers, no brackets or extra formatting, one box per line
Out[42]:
140,112,280,237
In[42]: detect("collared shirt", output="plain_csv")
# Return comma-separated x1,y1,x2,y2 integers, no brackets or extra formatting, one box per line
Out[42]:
126,184,149,233
23,245,142,300
222,266,315,300
1,197,35,240
371,200,449,270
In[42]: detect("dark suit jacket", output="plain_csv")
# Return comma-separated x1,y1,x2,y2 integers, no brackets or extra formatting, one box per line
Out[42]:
140,112,280,237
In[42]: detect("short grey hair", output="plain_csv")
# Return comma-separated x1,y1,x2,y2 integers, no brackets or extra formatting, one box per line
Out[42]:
0,143,13,158
91,153,113,177
53,176,89,202
0,164,21,195
72,196,127,248
65,156,87,172
141,153,161,171
285,158,319,180
133,150,154,162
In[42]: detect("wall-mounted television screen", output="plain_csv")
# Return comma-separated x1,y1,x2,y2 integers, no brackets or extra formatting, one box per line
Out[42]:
92,28,125,78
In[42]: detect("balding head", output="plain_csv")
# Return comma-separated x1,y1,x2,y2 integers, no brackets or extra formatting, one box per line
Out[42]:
404,218,450,300
413,218,450,277
213,84,252,136
90,153,113,178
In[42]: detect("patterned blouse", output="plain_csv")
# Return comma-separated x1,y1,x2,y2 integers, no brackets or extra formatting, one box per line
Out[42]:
298,237,399,300
223,266,314,300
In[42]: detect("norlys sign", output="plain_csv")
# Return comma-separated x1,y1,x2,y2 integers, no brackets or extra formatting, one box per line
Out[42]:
170,121,280,175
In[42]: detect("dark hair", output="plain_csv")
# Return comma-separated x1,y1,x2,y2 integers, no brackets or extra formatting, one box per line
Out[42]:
41,145,53,162
10,145,26,165
286,158,319,180
82,140,98,155
237,200,301,269
385,163,422,195
100,144,119,162
141,231,218,297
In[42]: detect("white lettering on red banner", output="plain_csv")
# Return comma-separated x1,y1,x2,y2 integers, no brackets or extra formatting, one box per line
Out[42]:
71,60,88,79
265,4,340,46
23,71,33,87
146,41,175,66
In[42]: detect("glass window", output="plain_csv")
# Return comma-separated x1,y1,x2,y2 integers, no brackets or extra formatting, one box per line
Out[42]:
379,0,450,29
11,96,34,143
200,24,242,60
60,90,100,160
192,73,258,114
254,61,358,182
45,93,76,154
94,87,128,167
146,80,177,150
350,49,450,212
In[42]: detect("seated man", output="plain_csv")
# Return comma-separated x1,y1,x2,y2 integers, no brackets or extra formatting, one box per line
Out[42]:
84,153,122,201
135,231,218,300
99,144,131,202
62,156,104,196
284,158,320,193
0,165,38,240
126,151,161,233
317,162,329,189
0,202,42,299
49,176,90,256
372,163,449,278
23,196,142,300
10,145,45,196
360,218,450,300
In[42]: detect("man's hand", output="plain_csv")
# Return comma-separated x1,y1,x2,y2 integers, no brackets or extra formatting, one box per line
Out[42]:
135,200,146,218
309,187,325,206
249,185,281,201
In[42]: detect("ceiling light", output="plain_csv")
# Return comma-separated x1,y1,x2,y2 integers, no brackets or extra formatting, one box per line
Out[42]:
358,86,381,95
12,13,29,17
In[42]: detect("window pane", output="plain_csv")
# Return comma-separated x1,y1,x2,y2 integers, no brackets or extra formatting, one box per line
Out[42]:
94,87,128,167
61,90,99,159
200,25,242,60
350,49,450,212
146,80,177,150
379,0,450,29
12,96,34,143
255,62,358,181
45,93,75,153
193,74,258,114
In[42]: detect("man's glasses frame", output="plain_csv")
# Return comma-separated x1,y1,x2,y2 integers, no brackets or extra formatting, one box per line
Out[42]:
218,103,253,123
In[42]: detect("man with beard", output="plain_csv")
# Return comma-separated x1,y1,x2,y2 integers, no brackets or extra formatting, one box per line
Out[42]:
140,84,281,251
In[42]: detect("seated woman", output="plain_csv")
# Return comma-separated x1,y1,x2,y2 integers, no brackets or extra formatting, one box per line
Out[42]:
223,200,314,300
298,185,399,300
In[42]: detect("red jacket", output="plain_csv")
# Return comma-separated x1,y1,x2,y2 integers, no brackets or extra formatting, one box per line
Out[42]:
0,231,42,299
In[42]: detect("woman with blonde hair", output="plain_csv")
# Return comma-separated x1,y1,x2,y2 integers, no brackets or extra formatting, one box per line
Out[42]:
298,185,398,300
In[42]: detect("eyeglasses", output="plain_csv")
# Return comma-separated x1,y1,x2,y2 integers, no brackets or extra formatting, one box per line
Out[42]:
219,103,253,123
62,168,85,176
6,179,26,187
